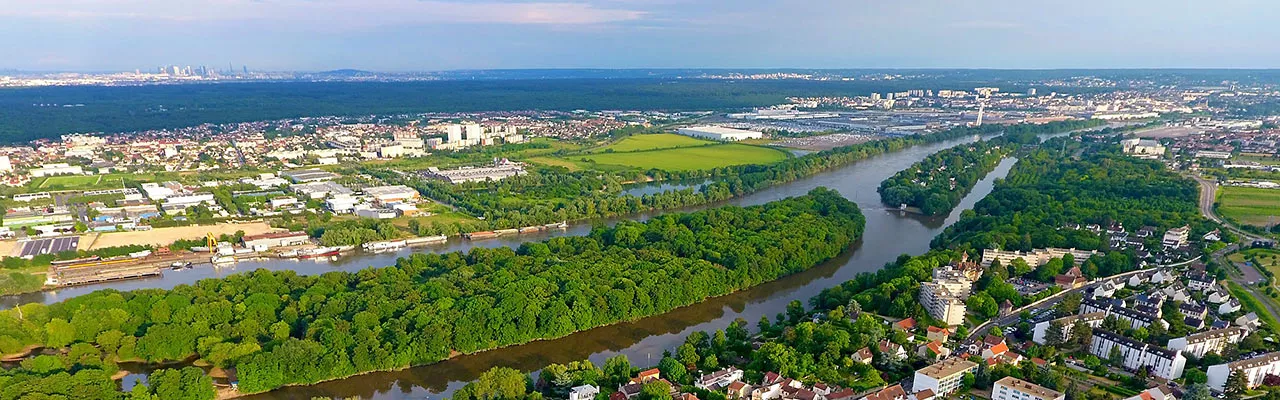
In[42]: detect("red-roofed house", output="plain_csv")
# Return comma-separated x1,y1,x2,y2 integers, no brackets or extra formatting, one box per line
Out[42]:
894,318,918,332
926,326,952,343
918,341,951,361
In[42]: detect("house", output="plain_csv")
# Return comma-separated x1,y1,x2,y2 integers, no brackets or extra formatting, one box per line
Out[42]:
727,381,752,400
926,326,951,343
570,385,600,400
1149,270,1173,285
1187,273,1218,291
893,318,917,332
1236,312,1261,329
853,347,874,364
695,367,744,390
1207,351,1280,392
1208,291,1231,304
1220,300,1242,314
879,340,908,361
999,299,1015,317
1180,302,1208,320
1081,298,1165,330
912,358,978,396
620,379,677,400
631,368,661,385
1122,387,1173,400
918,340,951,361
863,385,908,400
1054,266,1087,289
993,377,1064,400
982,336,1023,366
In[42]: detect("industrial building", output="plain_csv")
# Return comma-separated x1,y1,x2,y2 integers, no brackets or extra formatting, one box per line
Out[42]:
981,247,1099,267
424,163,526,184
676,126,764,141
241,231,310,250
281,169,339,183
291,181,353,199
363,185,420,204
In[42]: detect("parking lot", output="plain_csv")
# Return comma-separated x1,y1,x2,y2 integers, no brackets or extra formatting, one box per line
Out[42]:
19,236,79,258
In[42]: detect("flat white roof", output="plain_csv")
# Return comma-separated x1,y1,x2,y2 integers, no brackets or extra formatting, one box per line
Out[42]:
679,126,762,135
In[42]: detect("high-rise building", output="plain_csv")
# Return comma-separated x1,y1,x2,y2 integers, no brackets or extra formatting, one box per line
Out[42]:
993,377,1063,400
0,155,11,172
446,124,464,143
1028,88,1038,96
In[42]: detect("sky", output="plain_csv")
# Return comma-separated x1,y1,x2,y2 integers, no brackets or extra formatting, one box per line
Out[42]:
0,0,1278,71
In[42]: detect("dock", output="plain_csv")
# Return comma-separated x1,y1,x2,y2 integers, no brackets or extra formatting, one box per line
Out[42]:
47,258,162,287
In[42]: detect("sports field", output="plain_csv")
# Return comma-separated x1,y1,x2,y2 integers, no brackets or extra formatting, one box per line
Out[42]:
1218,186,1280,227
596,133,714,153
36,175,102,189
577,143,789,171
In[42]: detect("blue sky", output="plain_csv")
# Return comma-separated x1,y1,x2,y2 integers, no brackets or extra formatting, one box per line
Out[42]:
1,0,1277,71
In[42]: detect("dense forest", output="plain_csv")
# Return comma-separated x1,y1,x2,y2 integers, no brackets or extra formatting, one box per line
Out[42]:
932,136,1213,252
878,139,1012,215
0,188,864,397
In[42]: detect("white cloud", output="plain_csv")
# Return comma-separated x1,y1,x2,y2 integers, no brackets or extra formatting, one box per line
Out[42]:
0,0,649,26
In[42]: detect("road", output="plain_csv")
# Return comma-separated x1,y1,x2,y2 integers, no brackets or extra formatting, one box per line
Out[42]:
963,266,1166,343
1190,174,1280,322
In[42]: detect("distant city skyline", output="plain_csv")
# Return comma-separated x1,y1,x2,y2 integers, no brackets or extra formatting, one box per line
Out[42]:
1,0,1278,72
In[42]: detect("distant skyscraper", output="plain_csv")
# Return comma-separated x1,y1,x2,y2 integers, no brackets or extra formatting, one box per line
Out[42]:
446,124,464,143
0,155,11,172
871,93,881,101
1028,88,1037,96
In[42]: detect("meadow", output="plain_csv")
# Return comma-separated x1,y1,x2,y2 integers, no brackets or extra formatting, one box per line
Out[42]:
594,133,713,153
1218,186,1280,227
576,143,790,171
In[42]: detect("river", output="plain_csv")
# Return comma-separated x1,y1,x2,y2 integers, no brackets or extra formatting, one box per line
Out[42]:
4,133,1022,398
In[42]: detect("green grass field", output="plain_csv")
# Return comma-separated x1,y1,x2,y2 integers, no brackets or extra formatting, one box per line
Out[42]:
1218,186,1280,227
576,143,789,171
596,133,714,153
36,175,101,189
1231,248,1280,282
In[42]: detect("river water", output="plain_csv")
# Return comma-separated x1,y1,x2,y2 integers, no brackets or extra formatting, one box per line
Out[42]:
3,133,1024,398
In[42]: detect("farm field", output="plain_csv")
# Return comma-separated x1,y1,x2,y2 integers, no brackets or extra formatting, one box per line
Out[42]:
595,133,714,153
576,143,789,171
1218,186,1280,227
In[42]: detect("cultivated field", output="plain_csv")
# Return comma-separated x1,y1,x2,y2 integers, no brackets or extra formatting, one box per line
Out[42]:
85,222,279,250
577,143,789,171
1218,186,1280,227
595,133,713,153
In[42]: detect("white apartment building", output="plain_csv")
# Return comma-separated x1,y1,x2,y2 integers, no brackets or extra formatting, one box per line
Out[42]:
1208,351,1280,392
1081,298,1165,330
1168,327,1247,358
1162,226,1190,248
1032,312,1105,345
981,248,1099,267
1088,329,1186,380
29,163,84,177
993,377,1064,400
920,281,967,326
569,385,599,400
913,358,978,396
676,126,764,141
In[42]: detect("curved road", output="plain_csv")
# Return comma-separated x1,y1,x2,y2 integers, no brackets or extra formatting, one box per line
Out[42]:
1188,174,1280,322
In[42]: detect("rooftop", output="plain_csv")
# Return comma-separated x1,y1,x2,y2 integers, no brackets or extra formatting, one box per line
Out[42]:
996,377,1063,400
916,357,977,379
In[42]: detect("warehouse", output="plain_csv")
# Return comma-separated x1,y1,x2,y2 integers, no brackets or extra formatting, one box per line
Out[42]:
363,185,420,204
676,126,763,141
281,169,339,183
241,231,310,250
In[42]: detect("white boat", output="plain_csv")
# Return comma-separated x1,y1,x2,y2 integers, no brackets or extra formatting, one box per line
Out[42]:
211,255,237,264
298,246,341,259
363,240,407,251
277,249,299,258
405,235,448,245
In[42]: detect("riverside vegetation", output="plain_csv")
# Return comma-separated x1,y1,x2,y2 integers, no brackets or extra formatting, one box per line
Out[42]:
0,188,864,397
